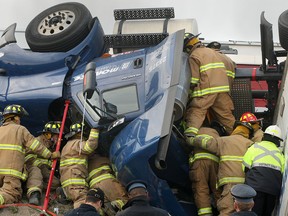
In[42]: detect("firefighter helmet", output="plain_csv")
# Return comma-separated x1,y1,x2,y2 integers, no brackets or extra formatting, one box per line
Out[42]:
264,125,283,141
240,112,262,123
65,123,82,139
183,33,201,53
206,41,221,50
42,121,61,134
2,104,29,119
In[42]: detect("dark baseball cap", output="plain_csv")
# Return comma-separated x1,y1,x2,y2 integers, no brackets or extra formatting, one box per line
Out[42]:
87,188,105,204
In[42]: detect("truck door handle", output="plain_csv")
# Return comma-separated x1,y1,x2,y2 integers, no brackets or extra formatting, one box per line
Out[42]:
134,58,143,69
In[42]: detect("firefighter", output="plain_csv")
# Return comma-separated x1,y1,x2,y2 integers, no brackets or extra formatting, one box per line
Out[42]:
59,123,100,209
0,104,60,205
183,33,235,138
239,112,264,142
242,125,285,216
189,124,225,216
25,121,62,205
186,120,254,216
206,41,236,89
88,154,129,215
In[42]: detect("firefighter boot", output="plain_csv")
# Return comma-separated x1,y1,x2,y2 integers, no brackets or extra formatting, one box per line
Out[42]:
29,191,41,206
56,187,71,205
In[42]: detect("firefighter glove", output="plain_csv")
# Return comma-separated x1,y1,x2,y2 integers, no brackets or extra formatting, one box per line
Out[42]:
51,151,61,159
185,136,195,147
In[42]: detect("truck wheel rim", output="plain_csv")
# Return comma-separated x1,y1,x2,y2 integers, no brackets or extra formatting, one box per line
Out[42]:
37,10,76,36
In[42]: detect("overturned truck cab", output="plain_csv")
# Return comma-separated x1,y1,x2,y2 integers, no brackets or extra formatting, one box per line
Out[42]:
73,29,195,215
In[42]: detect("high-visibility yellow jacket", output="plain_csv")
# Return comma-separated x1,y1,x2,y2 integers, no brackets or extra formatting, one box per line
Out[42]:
243,140,285,196
0,121,52,180
60,129,99,188
192,132,253,188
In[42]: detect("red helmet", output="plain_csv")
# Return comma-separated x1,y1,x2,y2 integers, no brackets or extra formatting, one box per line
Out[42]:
240,112,262,123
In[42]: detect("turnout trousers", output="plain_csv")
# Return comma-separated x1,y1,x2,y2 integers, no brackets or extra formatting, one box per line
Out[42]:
0,175,22,204
217,183,235,216
26,164,43,198
88,155,128,207
189,159,221,216
186,93,235,135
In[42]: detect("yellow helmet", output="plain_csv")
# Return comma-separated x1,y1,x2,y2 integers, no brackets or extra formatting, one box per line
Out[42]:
183,33,201,53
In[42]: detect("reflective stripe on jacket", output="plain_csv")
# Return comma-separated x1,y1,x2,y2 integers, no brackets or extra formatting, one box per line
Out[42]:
198,207,212,215
60,129,99,187
0,121,52,180
25,134,53,168
189,46,230,98
189,152,219,165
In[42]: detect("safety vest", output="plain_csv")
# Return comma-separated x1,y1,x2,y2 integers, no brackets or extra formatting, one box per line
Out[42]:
243,141,284,173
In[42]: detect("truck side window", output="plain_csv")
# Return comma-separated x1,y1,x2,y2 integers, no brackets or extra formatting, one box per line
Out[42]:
103,85,139,114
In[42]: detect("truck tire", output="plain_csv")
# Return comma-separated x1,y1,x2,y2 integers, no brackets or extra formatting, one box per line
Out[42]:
279,9,288,51
25,2,92,52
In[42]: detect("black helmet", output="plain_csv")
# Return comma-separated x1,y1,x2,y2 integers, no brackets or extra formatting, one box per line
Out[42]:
65,123,82,139
42,121,61,134
206,41,221,50
183,32,201,53
2,104,29,120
